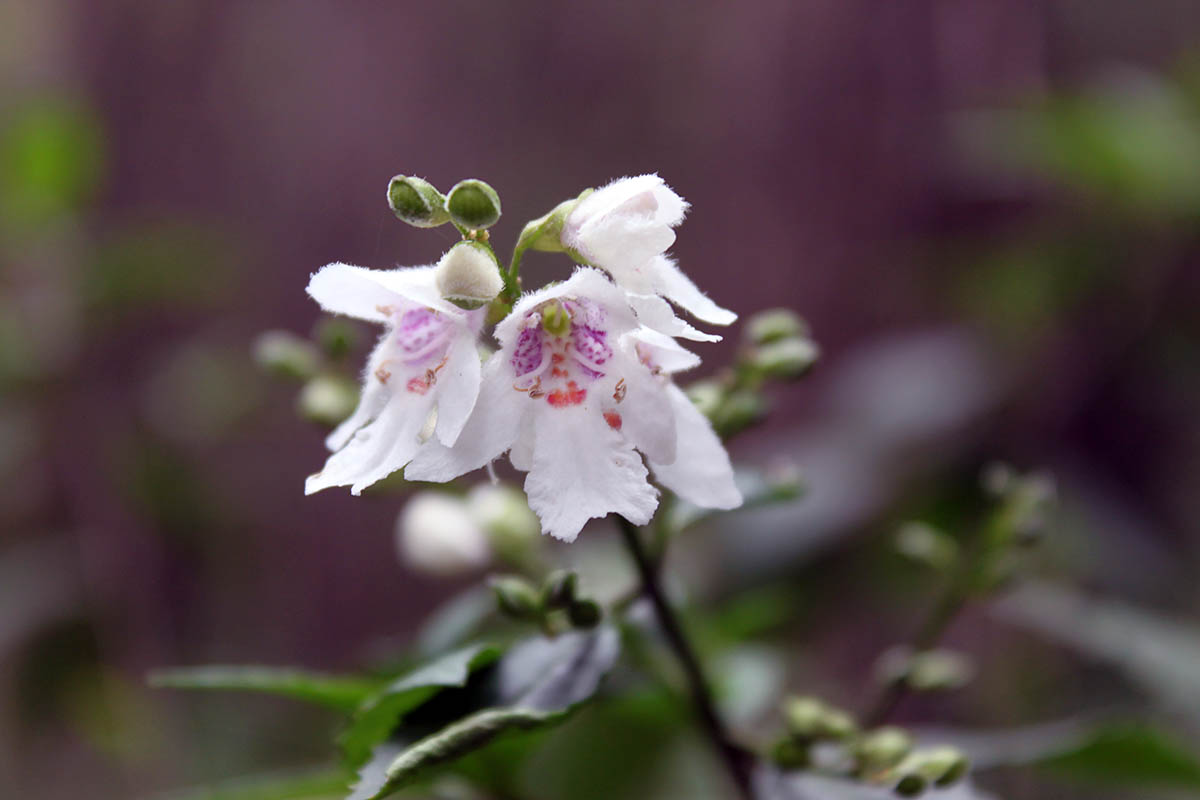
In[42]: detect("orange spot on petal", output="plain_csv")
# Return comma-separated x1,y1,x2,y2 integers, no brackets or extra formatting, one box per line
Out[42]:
604,411,623,430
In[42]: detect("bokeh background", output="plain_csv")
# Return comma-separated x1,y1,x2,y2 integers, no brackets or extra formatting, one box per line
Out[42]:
2,1,1199,798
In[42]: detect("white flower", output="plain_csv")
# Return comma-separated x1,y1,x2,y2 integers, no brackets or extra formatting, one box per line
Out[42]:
304,262,486,495
561,174,736,327
397,491,490,576
405,268,742,542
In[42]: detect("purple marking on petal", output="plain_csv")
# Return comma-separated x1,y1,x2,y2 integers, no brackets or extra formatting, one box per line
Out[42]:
511,325,546,377
397,308,448,354
572,358,605,381
570,297,606,329
572,324,612,367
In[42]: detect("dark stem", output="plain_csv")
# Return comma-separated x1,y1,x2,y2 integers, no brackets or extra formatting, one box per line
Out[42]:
616,516,755,800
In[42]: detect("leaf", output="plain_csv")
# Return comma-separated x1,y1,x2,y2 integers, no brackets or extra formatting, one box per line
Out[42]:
353,626,621,800
993,581,1200,722
148,667,376,713
340,643,501,767
156,766,351,800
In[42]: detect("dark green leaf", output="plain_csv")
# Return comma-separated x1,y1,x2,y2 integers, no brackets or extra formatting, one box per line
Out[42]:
340,644,501,767
1039,724,1200,789
355,626,620,799
148,667,375,713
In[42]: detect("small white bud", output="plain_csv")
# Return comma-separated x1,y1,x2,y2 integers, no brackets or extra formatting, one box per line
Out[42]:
466,484,539,560
397,492,491,577
435,242,503,310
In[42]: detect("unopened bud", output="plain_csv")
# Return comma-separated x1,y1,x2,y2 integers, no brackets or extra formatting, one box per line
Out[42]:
877,647,975,693
784,696,857,741
894,522,958,571
466,484,539,563
712,389,766,435
745,309,809,345
567,599,601,628
436,241,503,309
446,179,501,230
685,379,724,420
516,191,591,254
397,492,490,577
541,301,571,338
750,337,819,379
541,570,578,610
297,374,358,426
387,175,450,228
892,747,968,795
254,330,319,380
314,318,360,360
489,575,542,621
855,726,914,773
770,737,811,769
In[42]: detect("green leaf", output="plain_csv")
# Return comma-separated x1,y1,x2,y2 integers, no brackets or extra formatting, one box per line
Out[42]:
1040,724,1200,789
148,667,376,713
340,643,501,768
156,766,351,800
353,626,620,800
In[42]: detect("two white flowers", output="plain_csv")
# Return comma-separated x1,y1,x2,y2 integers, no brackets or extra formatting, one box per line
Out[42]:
305,175,743,542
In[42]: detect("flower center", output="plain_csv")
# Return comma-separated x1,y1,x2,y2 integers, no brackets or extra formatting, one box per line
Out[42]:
373,306,457,394
511,298,613,408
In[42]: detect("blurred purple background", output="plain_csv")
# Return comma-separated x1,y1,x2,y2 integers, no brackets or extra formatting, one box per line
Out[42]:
2,1,1199,797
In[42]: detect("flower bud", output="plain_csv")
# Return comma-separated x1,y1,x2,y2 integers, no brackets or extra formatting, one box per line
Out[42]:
254,330,319,380
854,726,914,774
894,522,958,571
297,374,358,426
313,318,360,360
685,379,725,420
749,337,819,380
745,308,809,345
770,737,811,769
876,647,975,693
712,389,766,435
488,574,542,621
466,484,539,563
387,175,451,228
397,492,491,577
567,598,602,628
445,178,501,230
541,569,578,610
891,747,969,795
784,696,857,742
435,241,503,309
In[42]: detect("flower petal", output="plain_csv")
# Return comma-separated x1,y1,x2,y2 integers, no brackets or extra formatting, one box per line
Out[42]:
524,406,658,541
432,331,483,446
305,391,435,495
624,327,702,374
495,267,638,347
403,355,524,482
650,255,737,326
307,263,457,322
325,333,393,452
649,384,742,510
626,294,721,342
615,348,677,465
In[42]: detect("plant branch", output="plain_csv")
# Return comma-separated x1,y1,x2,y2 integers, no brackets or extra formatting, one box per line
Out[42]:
615,515,754,799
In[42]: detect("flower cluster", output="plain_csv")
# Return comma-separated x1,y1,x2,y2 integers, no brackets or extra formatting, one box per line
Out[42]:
305,175,742,541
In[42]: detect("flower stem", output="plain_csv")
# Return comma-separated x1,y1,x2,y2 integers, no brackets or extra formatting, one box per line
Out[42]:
615,516,754,799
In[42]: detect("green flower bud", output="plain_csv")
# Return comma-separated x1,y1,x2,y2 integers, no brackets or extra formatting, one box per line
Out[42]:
891,747,969,794
515,190,592,254
685,379,725,420
855,726,914,773
488,574,542,621
745,308,810,345
297,374,358,426
894,522,958,571
387,175,450,228
466,484,539,564
770,737,811,769
567,599,602,628
712,389,766,435
254,330,320,380
446,179,501,230
784,696,857,741
541,301,571,338
749,337,819,379
313,318,359,361
876,648,974,693
436,241,503,309
541,569,578,610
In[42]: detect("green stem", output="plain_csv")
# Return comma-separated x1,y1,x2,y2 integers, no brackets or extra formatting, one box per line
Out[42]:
615,516,754,799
